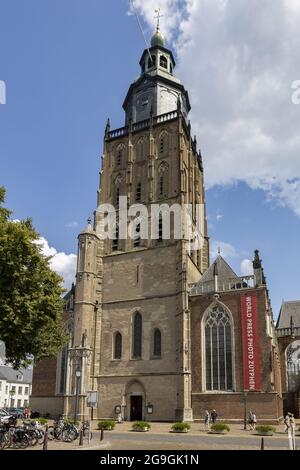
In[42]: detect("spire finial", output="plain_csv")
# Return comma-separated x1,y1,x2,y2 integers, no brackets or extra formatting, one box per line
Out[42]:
154,8,163,32
218,246,221,256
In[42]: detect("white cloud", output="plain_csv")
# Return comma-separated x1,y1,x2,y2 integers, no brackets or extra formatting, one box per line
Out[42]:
210,240,237,260
37,237,77,290
241,259,253,276
134,0,300,216
65,221,79,228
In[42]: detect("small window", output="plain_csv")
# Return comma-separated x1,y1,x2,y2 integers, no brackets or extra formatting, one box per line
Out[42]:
134,224,141,247
18,386,22,395
153,329,162,357
160,56,168,69
136,182,142,202
114,333,122,360
17,399,21,407
25,387,29,395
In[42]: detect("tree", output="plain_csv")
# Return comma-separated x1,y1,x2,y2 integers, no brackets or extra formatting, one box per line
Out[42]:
0,187,67,368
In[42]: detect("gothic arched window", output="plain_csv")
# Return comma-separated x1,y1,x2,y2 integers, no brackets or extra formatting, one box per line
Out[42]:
204,305,233,391
136,137,146,162
133,223,141,247
136,182,142,202
112,223,119,251
114,332,122,360
115,144,125,167
286,340,300,392
153,329,162,357
160,55,168,69
159,132,168,155
158,161,169,198
132,312,142,358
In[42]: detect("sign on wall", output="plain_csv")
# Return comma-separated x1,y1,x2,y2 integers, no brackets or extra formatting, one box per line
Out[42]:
241,293,261,391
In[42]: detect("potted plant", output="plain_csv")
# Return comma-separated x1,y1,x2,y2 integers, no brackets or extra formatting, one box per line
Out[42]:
97,420,116,431
209,423,230,434
255,425,276,436
171,422,191,433
132,421,151,432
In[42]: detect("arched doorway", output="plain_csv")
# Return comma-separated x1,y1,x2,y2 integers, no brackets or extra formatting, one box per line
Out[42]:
125,380,145,421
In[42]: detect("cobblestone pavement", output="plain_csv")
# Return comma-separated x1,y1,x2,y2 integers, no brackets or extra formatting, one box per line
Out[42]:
11,421,299,451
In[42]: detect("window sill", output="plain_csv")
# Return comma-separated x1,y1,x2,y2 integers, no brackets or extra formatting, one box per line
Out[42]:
150,356,162,360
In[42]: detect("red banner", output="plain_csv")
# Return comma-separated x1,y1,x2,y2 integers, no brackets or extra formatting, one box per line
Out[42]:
241,293,261,391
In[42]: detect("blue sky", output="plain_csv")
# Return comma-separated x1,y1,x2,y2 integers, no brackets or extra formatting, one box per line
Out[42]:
1,0,299,317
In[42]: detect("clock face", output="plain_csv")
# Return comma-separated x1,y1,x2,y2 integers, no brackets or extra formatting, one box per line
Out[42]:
160,89,178,113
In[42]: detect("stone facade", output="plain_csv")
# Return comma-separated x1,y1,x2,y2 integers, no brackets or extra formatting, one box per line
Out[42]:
31,28,286,423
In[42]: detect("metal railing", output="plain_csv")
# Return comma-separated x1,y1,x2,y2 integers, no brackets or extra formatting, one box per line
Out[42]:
191,275,255,295
106,110,179,140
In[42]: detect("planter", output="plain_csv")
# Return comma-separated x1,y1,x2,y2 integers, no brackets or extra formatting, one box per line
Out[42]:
255,431,274,436
171,429,189,434
133,427,149,432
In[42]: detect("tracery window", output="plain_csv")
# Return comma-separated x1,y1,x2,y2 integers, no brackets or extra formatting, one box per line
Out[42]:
204,306,233,391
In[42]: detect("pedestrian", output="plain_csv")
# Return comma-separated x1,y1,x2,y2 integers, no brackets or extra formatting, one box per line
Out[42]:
23,407,29,419
248,410,254,430
251,411,257,430
284,412,291,433
204,410,210,429
210,409,218,424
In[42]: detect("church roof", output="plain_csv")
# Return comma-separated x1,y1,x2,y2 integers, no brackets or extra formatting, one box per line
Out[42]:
0,366,33,384
191,255,240,295
276,301,300,329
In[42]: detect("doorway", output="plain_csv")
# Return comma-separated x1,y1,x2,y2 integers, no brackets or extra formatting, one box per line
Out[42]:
130,395,143,421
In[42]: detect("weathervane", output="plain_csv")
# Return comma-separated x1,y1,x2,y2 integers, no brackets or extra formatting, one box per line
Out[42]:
154,8,164,31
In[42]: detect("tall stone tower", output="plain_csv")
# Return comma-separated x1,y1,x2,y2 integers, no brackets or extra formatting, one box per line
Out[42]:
67,26,209,422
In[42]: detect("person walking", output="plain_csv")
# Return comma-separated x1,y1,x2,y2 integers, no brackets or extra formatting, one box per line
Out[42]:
251,412,257,430
248,411,254,430
210,409,218,424
284,412,291,433
204,410,210,429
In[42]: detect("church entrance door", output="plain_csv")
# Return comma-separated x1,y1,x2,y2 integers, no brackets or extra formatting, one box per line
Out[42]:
130,396,143,421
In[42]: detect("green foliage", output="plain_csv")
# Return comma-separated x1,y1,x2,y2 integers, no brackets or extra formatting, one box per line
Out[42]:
0,186,68,368
132,421,151,431
171,422,191,432
255,425,276,434
65,419,79,426
31,417,48,425
210,423,230,433
97,420,116,430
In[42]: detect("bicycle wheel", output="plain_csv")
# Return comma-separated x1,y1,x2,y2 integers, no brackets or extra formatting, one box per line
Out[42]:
47,426,55,441
38,431,45,445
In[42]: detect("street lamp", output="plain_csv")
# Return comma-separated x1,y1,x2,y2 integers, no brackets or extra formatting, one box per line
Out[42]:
243,390,248,430
74,368,81,423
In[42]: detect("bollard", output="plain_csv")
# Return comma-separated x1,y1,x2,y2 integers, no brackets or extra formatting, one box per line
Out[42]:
79,428,84,446
261,437,265,451
43,425,49,451
100,429,104,441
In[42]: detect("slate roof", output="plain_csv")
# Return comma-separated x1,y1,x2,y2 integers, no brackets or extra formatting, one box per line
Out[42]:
191,256,240,295
276,301,300,329
0,366,33,384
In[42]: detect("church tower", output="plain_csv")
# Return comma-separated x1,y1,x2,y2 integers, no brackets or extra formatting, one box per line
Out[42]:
67,25,209,422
